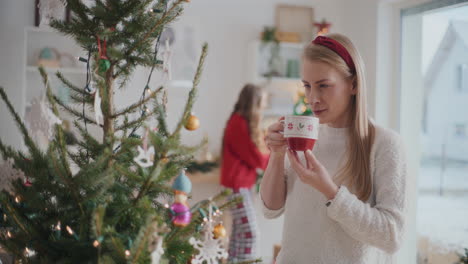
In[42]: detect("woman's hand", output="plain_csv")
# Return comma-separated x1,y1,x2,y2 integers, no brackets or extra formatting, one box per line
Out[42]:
264,117,287,155
287,149,339,200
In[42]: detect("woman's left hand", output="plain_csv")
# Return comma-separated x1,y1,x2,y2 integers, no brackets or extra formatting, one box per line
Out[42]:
287,149,339,200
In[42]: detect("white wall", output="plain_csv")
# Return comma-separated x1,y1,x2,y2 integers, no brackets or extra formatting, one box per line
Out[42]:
0,0,35,149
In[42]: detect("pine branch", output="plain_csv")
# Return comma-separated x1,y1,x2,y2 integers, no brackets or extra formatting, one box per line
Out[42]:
74,121,102,150
114,109,155,132
114,0,185,78
171,43,208,137
111,86,162,118
48,142,85,216
155,103,169,137
0,137,18,160
130,215,157,263
56,71,88,96
53,95,102,127
0,87,41,159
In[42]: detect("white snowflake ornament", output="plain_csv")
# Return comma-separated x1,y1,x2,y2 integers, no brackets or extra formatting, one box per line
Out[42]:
0,159,25,194
24,96,62,149
189,205,228,264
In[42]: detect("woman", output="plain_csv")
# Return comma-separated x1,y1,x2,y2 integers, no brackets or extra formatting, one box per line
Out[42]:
221,83,269,262
260,34,407,263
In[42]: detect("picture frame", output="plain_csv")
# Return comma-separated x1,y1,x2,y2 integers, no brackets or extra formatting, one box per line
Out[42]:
34,0,68,27
275,5,315,43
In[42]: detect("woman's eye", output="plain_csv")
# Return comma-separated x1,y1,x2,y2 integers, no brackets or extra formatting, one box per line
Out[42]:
319,84,329,88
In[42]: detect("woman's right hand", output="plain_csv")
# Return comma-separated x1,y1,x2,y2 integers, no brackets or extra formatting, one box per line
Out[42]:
264,117,288,154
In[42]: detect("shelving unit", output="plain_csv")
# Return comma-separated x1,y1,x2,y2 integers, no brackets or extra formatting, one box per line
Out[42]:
248,40,306,118
23,26,87,111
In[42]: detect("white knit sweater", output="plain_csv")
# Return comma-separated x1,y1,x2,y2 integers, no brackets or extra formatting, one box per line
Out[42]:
261,124,407,264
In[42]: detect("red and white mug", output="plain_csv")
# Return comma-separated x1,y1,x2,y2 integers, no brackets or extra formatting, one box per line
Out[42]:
281,115,319,151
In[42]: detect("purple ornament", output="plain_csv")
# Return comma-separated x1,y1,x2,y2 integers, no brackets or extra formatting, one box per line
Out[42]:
170,202,191,227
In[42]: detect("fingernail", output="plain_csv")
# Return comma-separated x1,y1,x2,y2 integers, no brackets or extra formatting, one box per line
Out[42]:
306,149,312,154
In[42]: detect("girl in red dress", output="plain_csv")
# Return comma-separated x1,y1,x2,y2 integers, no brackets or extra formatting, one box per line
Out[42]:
221,83,269,262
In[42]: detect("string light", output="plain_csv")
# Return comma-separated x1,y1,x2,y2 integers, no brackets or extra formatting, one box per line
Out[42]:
93,240,100,248
125,250,131,257
149,8,163,13
7,231,12,238
55,221,61,231
164,203,169,208
145,85,152,95
77,56,88,63
15,196,20,203
66,225,79,240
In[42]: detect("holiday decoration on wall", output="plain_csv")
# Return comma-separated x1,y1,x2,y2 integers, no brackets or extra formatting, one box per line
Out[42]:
314,19,332,36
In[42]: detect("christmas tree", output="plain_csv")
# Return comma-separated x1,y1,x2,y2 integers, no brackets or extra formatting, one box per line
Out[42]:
0,0,245,263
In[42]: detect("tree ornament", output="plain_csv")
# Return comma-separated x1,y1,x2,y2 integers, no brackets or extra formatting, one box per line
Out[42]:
189,205,228,263
97,35,111,73
185,113,200,131
24,178,33,187
212,223,226,239
133,129,155,168
98,58,111,73
162,39,173,84
170,170,192,226
0,159,26,194
24,95,62,150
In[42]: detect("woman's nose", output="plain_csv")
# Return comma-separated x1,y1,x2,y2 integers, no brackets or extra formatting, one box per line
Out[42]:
307,93,320,104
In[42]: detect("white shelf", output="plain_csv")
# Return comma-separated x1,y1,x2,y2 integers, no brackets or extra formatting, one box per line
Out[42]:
26,66,86,75
248,40,304,84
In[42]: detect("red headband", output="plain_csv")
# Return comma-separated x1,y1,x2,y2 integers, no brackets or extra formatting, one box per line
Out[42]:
312,36,356,73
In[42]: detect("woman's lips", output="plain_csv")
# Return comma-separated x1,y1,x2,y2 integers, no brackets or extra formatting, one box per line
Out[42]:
313,109,327,116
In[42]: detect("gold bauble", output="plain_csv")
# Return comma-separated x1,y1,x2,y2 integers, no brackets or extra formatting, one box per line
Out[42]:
184,114,200,131
213,223,227,239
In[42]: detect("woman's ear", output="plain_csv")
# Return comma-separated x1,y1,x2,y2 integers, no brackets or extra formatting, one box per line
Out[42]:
350,76,358,95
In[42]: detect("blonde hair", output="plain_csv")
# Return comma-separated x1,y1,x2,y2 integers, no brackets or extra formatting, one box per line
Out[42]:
222,84,267,153
304,33,375,201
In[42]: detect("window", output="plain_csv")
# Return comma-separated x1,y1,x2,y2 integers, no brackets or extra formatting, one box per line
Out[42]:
458,64,468,92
